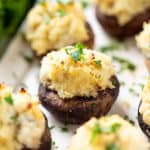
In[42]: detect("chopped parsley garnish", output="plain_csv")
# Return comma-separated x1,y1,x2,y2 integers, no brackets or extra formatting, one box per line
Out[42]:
21,52,33,64
90,122,121,143
49,125,55,130
43,14,50,24
111,123,121,132
90,122,101,143
71,50,83,61
138,83,144,90
112,56,136,72
124,115,135,125
38,0,46,5
60,127,68,132
75,42,85,51
120,81,125,86
107,143,119,150
4,95,14,105
129,88,139,97
112,79,117,86
100,41,121,53
21,31,27,42
65,47,72,54
94,60,102,67
11,115,18,122
56,0,71,4
56,9,66,17
52,141,59,149
65,43,85,62
80,0,89,9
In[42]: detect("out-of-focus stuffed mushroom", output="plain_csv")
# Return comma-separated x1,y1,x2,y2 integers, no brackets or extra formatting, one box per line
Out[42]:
95,0,150,38
0,83,51,150
136,22,150,72
25,0,94,57
69,115,150,150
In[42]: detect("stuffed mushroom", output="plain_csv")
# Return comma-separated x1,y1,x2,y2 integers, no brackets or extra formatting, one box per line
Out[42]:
25,0,94,57
0,83,51,150
69,115,150,150
38,44,120,124
95,0,150,38
136,22,150,72
138,77,150,139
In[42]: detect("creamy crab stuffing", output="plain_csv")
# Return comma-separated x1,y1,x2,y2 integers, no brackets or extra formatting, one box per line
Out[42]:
96,0,150,26
40,44,116,99
26,1,89,56
136,22,150,58
69,115,149,150
0,84,45,150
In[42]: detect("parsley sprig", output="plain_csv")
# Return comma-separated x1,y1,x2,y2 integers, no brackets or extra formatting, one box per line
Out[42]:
4,94,14,105
65,43,85,62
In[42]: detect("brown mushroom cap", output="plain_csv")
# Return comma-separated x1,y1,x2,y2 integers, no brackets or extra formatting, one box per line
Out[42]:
38,76,120,124
96,6,150,38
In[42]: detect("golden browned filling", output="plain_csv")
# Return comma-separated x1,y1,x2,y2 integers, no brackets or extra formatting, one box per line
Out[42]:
140,77,150,126
26,0,89,56
96,0,150,26
40,44,116,99
69,115,150,150
0,84,45,150
136,22,150,58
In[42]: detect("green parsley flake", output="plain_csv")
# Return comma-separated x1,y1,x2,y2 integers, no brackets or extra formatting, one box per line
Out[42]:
65,47,72,54
113,56,136,72
52,141,59,149
90,122,121,143
107,143,119,150
129,88,139,97
56,0,71,4
49,125,55,130
60,127,68,132
21,52,33,64
90,122,101,143
112,79,117,86
111,123,121,132
124,115,135,125
43,14,50,24
38,0,46,5
4,95,14,105
81,0,89,9
75,43,85,51
94,60,102,67
120,81,125,86
100,41,121,53
65,43,85,62
56,9,66,17
71,50,83,61
11,115,18,122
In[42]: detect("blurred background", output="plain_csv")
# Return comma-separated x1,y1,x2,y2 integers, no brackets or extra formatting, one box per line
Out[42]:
0,0,35,58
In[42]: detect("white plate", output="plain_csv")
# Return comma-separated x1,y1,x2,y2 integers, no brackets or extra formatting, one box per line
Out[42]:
0,5,148,150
